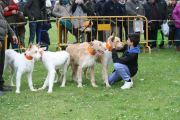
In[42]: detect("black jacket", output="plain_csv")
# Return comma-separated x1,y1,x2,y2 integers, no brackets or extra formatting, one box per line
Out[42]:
143,1,162,30
95,0,106,16
72,3,88,13
156,0,168,20
112,44,138,77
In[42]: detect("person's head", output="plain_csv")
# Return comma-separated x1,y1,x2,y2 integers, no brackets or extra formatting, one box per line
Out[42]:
148,0,155,4
119,0,125,3
127,33,140,47
171,0,177,5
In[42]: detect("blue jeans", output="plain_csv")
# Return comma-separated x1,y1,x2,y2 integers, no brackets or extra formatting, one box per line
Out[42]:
175,27,180,47
29,21,43,44
108,63,131,85
7,27,18,52
129,27,134,34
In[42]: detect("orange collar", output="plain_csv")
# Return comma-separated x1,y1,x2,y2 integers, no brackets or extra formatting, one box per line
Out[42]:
39,51,44,55
106,43,113,52
24,53,33,60
87,46,96,55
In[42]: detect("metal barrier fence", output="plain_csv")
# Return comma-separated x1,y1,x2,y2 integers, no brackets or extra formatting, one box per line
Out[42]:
56,16,151,54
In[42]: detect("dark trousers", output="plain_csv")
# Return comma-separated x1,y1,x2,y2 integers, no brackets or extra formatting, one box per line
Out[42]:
7,27,18,51
149,23,158,48
119,21,128,41
0,40,5,87
168,26,176,45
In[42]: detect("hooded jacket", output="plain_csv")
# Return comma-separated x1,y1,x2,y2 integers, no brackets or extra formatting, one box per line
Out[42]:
167,1,176,26
173,4,180,28
0,5,15,41
155,0,168,20
112,44,140,77
95,0,106,16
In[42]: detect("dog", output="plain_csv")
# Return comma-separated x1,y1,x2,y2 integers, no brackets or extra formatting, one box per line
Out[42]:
3,43,41,93
66,40,107,87
38,49,70,93
84,36,124,87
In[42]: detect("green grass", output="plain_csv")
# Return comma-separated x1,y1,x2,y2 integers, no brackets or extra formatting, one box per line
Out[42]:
0,22,180,120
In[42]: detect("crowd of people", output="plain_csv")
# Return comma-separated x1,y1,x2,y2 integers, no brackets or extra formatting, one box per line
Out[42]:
0,0,180,95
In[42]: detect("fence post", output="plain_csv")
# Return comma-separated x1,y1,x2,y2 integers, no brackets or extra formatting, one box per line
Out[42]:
5,35,8,50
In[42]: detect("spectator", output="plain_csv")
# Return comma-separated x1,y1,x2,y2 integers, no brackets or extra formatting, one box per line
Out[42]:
167,0,177,48
143,0,162,50
85,0,97,42
0,4,18,95
118,0,128,41
156,0,168,49
125,0,145,33
16,11,27,52
95,0,107,41
24,0,47,44
71,0,88,43
102,0,123,41
52,0,71,43
46,0,52,28
0,0,19,51
173,1,180,52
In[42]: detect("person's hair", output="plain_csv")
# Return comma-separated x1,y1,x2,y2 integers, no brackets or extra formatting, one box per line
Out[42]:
127,33,140,47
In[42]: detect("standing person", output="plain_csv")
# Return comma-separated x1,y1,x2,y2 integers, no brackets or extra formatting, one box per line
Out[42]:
125,0,145,33
0,0,19,51
16,11,27,52
167,0,177,48
173,2,180,52
24,0,47,44
0,4,18,95
156,0,168,49
102,0,123,41
108,33,140,89
143,0,162,50
95,0,106,42
118,0,128,41
52,0,71,43
71,0,88,43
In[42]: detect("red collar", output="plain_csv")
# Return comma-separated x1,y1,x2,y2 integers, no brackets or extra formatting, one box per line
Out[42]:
106,43,113,52
87,46,96,55
24,53,33,60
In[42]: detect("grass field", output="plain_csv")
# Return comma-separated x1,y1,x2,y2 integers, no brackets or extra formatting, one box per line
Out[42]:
0,22,180,120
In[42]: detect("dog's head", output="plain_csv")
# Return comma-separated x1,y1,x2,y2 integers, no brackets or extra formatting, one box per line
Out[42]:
108,36,124,50
25,43,41,61
89,40,107,54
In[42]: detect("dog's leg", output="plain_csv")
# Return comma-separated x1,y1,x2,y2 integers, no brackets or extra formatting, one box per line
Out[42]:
84,67,89,79
90,65,98,87
102,64,111,87
54,69,61,83
61,65,68,87
38,73,49,90
9,66,15,87
16,71,22,93
77,65,83,87
27,72,37,92
47,69,56,93
72,64,78,82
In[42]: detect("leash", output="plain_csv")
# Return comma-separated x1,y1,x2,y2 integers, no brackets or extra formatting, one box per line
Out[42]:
16,42,26,51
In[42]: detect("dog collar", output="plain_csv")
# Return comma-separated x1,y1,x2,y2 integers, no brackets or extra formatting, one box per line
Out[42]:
106,43,113,52
87,46,96,55
24,53,33,60
39,50,44,55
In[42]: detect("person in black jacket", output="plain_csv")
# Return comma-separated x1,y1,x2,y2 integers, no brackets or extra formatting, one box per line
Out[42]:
108,33,140,89
39,23,50,50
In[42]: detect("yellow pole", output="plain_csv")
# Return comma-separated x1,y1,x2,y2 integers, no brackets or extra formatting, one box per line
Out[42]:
5,35,8,50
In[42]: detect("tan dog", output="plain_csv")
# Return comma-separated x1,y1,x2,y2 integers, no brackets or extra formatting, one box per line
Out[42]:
84,36,124,87
66,40,107,87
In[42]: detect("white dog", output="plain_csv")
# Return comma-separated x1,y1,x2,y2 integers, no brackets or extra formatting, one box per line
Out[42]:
84,36,124,87
38,49,70,93
3,43,41,93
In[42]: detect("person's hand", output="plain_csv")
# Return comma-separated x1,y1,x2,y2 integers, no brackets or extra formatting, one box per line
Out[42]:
12,10,17,14
0,41,2,49
163,20,167,24
32,17,34,21
148,20,152,23
79,0,82,4
109,39,115,48
12,36,18,44
75,0,78,4
137,14,141,18
4,7,9,12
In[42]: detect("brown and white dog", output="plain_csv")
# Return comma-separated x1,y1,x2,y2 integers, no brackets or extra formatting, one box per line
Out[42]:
66,40,107,87
84,36,124,87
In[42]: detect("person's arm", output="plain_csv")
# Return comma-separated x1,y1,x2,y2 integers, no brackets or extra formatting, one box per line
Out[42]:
102,3,107,16
80,3,88,12
95,2,100,16
72,3,78,13
52,4,61,17
17,13,27,27
125,3,137,16
3,0,19,17
24,0,33,20
173,5,179,21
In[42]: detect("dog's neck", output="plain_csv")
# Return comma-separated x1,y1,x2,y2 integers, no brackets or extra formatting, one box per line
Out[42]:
106,42,113,52
87,46,96,55
24,53,33,60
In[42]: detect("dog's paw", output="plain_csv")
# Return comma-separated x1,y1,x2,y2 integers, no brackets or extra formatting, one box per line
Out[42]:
60,85,65,87
38,87,44,90
106,85,111,88
77,85,83,88
54,80,58,83
47,91,52,93
10,84,15,87
31,89,37,91
92,84,98,87
15,91,20,93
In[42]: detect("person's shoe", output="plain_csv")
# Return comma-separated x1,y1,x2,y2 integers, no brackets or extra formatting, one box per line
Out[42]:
175,46,179,52
0,91,5,95
166,44,172,48
151,47,160,51
0,86,12,92
121,79,133,90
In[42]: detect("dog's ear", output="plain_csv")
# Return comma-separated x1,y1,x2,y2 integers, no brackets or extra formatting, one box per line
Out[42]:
41,47,46,51
28,42,33,50
111,36,115,42
88,42,94,46
36,43,40,47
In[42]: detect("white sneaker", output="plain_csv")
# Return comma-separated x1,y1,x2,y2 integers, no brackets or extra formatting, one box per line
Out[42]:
121,79,133,90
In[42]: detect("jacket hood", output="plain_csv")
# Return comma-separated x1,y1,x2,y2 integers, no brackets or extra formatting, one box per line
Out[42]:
42,23,50,31
127,45,140,53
